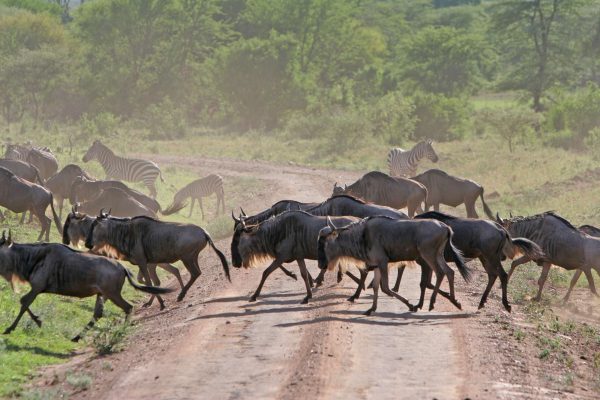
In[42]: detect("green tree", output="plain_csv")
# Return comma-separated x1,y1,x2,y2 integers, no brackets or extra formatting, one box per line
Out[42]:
490,0,587,112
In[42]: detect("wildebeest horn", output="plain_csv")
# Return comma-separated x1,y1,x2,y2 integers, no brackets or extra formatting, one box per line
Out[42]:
231,211,241,223
509,211,513,218
496,212,504,224
327,216,337,230
8,230,12,242
240,207,247,217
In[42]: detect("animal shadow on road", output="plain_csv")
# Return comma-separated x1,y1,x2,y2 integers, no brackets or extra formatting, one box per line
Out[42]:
186,301,340,322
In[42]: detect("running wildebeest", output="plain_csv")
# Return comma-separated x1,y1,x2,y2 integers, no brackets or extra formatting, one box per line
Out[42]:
231,211,359,304
580,224,600,237
497,211,600,302
76,187,158,218
46,164,94,219
0,167,62,241
165,174,225,219
332,171,427,217
411,169,494,219
318,216,471,315
0,231,172,342
85,214,230,306
404,211,544,311
62,209,185,297
70,177,162,214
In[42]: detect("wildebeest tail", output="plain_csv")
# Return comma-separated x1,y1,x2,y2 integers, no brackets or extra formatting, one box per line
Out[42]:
503,233,545,261
124,267,174,294
479,188,494,219
160,200,187,216
206,232,231,282
49,195,63,235
446,230,472,283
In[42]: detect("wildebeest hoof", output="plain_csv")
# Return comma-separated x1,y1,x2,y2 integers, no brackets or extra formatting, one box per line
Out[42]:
249,297,257,302
347,296,356,303
364,309,373,316
408,305,417,312
32,318,42,328
71,335,81,342
3,328,13,335
504,304,512,313
289,273,298,281
478,303,485,310
176,295,185,302
159,304,166,311
532,296,541,302
301,297,309,304
428,304,435,311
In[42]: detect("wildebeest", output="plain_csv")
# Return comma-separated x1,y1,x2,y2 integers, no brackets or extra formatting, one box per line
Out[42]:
579,224,600,237
0,231,172,342
411,169,494,219
332,171,427,217
318,216,471,315
165,174,225,219
70,177,162,214
306,194,409,220
231,211,358,304
76,187,158,219
6,144,58,180
0,159,45,223
85,214,230,305
0,167,62,241
62,209,185,300
497,212,600,302
46,164,94,219
83,140,163,198
407,211,544,311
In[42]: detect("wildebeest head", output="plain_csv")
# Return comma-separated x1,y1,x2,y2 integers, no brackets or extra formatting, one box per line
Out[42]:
82,140,104,163
423,139,439,163
317,217,366,271
0,231,18,286
63,206,92,246
230,214,271,269
317,217,341,270
85,212,127,260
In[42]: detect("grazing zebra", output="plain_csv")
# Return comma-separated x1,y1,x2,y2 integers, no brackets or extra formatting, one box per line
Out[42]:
82,140,163,198
387,139,439,178
165,174,225,219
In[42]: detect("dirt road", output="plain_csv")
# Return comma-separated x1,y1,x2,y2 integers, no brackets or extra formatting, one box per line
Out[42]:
50,157,474,400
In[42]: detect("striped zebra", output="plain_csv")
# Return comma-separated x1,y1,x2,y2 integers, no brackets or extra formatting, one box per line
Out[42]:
82,140,163,198
5,143,58,180
164,174,225,219
387,139,439,178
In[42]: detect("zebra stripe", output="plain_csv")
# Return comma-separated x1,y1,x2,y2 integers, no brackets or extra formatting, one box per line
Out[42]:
83,140,162,198
387,140,438,178
173,174,225,217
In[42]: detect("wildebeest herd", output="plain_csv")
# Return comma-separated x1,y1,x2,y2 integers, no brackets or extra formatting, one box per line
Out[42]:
0,139,599,344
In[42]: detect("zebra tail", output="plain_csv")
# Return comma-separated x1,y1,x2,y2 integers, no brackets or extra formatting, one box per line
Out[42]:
161,200,187,216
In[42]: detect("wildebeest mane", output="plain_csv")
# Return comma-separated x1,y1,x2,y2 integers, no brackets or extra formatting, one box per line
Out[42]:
8,243,80,281
325,194,367,204
507,211,579,233
416,211,458,221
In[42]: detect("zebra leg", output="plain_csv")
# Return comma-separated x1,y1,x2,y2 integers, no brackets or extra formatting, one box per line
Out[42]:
199,197,205,220
188,198,195,218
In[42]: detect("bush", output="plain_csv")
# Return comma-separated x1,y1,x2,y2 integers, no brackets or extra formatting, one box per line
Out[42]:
88,319,131,355
584,127,600,159
141,97,188,140
79,112,120,139
410,92,470,141
545,84,600,147
367,91,416,145
476,106,541,152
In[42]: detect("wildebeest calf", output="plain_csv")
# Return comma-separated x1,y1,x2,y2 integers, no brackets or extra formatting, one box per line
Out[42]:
0,231,172,342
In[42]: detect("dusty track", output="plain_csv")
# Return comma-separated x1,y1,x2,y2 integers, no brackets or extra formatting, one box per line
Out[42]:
43,157,477,399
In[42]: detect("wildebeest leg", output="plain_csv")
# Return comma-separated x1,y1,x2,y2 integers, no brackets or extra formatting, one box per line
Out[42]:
188,198,195,218
26,308,42,327
4,289,40,334
582,268,599,297
497,260,511,312
279,266,298,281
249,259,283,302
508,256,531,280
365,268,381,316
478,257,510,311
143,266,166,310
348,268,369,302
379,264,417,312
478,271,498,311
533,263,551,301
19,211,26,225
178,256,201,302
138,261,165,306
563,270,582,303
72,295,104,342
159,263,184,290
57,197,64,220
416,262,453,309
392,266,406,292
297,259,312,304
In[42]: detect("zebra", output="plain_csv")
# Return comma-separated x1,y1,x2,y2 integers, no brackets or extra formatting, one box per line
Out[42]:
164,174,225,219
82,140,163,198
5,144,58,180
387,139,439,178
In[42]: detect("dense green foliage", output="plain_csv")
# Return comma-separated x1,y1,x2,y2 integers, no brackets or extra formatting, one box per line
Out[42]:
1,0,600,144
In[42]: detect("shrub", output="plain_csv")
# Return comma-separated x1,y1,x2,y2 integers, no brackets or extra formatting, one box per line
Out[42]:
88,319,131,355
367,91,416,145
409,92,470,141
476,106,541,152
142,97,188,140
79,112,120,139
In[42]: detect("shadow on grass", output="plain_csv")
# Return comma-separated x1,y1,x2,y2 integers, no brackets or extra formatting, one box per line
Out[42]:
5,341,72,359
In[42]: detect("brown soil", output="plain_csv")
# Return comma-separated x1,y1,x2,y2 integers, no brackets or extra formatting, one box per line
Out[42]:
28,157,600,400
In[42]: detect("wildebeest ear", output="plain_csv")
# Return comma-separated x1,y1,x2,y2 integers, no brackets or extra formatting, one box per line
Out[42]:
7,230,12,244
1,230,5,242
509,211,513,218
